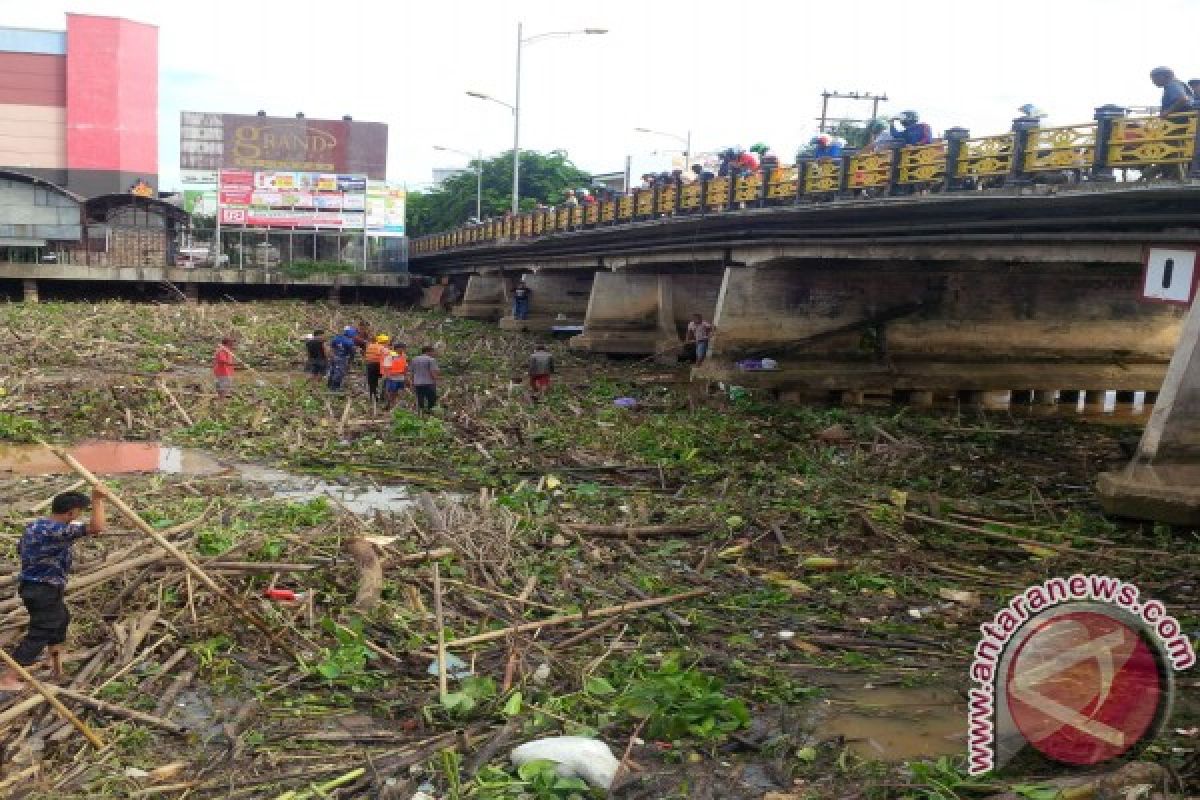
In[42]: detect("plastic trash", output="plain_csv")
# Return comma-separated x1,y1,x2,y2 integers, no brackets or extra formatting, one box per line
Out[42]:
263,588,306,602
728,386,749,402
736,359,763,371
613,397,638,409
760,357,778,370
511,736,620,789
426,652,473,680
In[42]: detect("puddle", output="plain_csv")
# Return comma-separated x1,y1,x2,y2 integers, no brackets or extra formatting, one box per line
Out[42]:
814,686,965,762
0,440,414,515
0,441,224,477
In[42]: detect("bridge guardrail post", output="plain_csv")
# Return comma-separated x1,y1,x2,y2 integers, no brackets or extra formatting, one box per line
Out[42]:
1188,106,1200,179
1091,104,1126,183
727,172,737,209
699,177,709,217
837,149,855,198
796,159,809,203
758,168,769,207
1007,116,1038,187
673,177,683,215
943,127,970,191
886,141,904,195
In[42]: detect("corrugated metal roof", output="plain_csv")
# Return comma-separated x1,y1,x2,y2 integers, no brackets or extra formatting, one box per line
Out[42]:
0,27,66,56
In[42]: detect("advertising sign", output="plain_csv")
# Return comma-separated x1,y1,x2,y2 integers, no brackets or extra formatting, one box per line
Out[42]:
182,112,388,179
366,181,406,237
217,169,370,231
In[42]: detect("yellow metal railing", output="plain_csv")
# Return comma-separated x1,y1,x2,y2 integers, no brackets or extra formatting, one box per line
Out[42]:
601,200,616,222
585,203,599,225
956,134,1015,178
570,206,584,227
658,184,678,212
636,191,654,216
618,195,634,220
847,151,892,189
805,159,841,193
734,173,761,202
679,182,702,210
520,215,532,237
706,176,730,209
897,144,946,184
1109,113,1198,166
766,166,798,199
555,208,569,230
1024,123,1096,172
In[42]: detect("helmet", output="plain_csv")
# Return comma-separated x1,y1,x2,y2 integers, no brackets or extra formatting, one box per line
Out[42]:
816,134,832,146
749,142,768,155
376,334,390,343
867,118,887,133
898,110,920,124
1017,103,1046,118
344,326,357,337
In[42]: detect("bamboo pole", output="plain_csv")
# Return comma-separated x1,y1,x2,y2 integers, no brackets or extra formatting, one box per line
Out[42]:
437,589,707,649
0,648,104,748
432,563,448,701
156,379,194,427
41,441,297,658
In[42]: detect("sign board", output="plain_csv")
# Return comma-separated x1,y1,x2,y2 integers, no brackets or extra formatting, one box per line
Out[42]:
218,169,369,230
1142,247,1199,305
182,111,387,179
366,181,406,237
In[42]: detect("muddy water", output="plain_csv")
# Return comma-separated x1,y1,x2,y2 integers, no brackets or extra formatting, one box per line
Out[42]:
0,441,224,476
0,440,413,515
815,686,965,761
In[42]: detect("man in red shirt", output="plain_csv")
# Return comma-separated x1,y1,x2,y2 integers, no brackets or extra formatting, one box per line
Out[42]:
213,337,236,398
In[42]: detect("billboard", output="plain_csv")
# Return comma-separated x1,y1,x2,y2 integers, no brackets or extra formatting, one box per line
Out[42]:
217,169,368,230
181,112,388,179
366,181,405,237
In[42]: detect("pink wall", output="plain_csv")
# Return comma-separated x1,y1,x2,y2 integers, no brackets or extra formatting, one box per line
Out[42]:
65,14,157,175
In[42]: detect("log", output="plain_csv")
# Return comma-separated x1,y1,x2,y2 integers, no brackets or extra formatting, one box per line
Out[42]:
54,686,186,735
569,524,707,538
432,563,448,701
345,537,384,613
154,668,196,718
392,546,455,564
156,379,194,427
0,648,104,748
42,442,297,657
437,589,707,650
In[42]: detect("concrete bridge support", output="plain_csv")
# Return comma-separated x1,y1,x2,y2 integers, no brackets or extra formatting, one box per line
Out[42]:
696,261,1183,396
569,270,724,359
22,278,37,304
499,271,594,332
454,273,510,321
1098,296,1200,525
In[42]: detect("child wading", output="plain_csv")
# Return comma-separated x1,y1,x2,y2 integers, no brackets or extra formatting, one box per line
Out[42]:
0,490,107,691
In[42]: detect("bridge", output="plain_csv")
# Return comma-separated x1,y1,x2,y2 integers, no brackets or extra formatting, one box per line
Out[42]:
410,108,1200,525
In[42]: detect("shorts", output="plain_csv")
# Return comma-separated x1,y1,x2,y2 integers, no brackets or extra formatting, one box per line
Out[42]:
384,377,407,392
306,358,328,376
215,375,233,392
530,374,551,391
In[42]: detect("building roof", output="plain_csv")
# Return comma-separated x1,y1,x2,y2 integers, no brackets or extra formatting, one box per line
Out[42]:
85,193,191,224
0,168,84,203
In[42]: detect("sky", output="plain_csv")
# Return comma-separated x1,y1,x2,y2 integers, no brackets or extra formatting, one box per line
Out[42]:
4,0,1198,191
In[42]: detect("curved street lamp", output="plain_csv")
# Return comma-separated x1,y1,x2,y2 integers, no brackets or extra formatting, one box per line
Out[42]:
432,145,483,221
467,24,607,215
634,127,692,170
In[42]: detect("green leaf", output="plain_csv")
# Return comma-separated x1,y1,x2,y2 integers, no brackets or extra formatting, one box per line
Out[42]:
516,759,560,782
796,746,817,763
584,676,617,697
502,691,523,717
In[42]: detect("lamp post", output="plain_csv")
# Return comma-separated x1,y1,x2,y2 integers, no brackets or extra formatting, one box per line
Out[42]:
634,127,692,171
468,24,607,215
432,145,483,222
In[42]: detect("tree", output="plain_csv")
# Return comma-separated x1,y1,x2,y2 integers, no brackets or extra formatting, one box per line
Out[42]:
406,150,591,237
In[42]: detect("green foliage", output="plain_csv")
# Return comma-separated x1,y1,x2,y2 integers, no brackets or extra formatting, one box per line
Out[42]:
614,654,749,742
279,260,355,279
905,757,996,799
440,676,498,718
470,759,592,800
0,412,43,442
312,617,378,688
408,150,592,235
392,409,446,439
254,497,332,529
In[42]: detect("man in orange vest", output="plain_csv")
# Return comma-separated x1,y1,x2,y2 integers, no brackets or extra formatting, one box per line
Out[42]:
381,342,409,410
364,334,389,400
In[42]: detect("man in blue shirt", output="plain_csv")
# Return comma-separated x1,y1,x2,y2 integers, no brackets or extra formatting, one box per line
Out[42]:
327,326,357,391
890,110,933,146
0,490,107,690
1151,67,1194,117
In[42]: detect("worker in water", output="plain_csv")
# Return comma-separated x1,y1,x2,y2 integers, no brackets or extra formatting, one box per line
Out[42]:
382,341,409,410
0,490,107,691
365,333,389,401
685,313,714,364
409,345,441,414
528,343,555,404
303,329,328,385
327,326,357,391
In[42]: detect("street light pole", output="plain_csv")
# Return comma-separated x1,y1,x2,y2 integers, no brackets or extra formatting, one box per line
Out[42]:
512,21,522,217
432,145,483,221
633,127,693,170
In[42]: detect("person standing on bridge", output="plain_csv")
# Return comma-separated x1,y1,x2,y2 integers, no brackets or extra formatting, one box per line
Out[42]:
213,337,236,398
512,279,532,321
890,111,933,146
1151,67,1194,117
327,326,357,391
409,346,441,413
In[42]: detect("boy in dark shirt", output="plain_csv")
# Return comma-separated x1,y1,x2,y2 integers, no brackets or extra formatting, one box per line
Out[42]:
0,490,107,690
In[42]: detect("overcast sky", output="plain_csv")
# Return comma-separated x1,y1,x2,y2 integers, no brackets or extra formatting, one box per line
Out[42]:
4,0,1197,190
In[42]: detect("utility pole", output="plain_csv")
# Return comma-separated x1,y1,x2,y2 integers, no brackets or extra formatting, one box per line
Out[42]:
817,90,889,134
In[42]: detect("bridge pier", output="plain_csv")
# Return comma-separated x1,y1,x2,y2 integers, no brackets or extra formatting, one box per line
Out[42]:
22,278,38,304
1098,297,1200,524
498,271,594,333
454,273,510,321
569,270,723,359
696,261,1182,396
